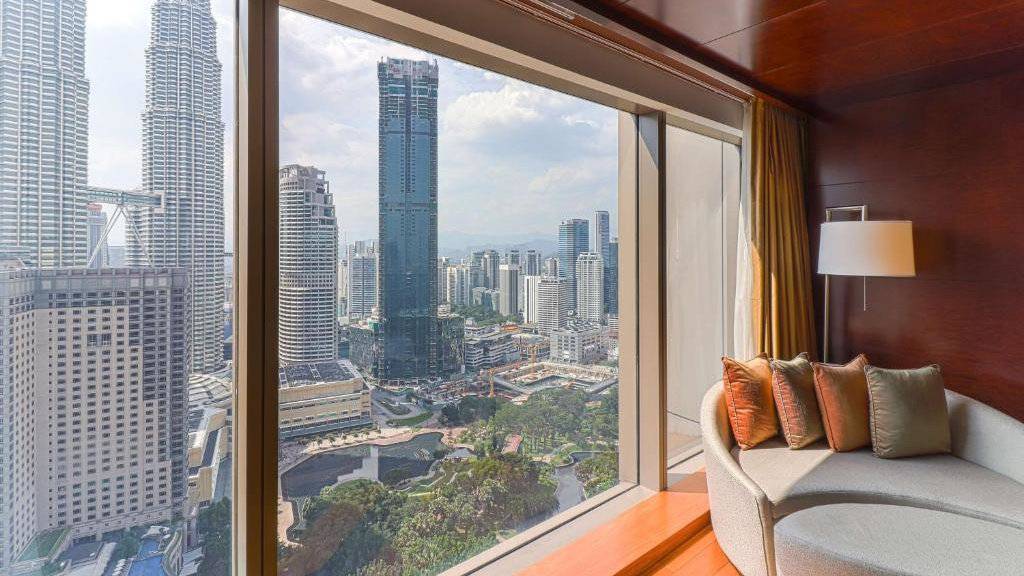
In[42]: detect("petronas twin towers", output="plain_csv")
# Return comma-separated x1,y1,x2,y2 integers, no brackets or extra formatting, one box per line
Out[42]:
131,0,226,373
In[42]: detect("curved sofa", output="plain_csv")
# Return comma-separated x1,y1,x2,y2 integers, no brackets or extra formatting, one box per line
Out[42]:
701,382,1024,576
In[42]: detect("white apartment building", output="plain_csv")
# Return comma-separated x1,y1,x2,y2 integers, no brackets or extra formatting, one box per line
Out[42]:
278,165,339,365
348,252,378,319
524,275,568,335
576,252,605,324
0,268,189,571
445,264,472,307
550,320,603,364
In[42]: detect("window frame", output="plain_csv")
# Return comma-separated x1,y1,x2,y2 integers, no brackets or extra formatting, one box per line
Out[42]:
234,1,747,574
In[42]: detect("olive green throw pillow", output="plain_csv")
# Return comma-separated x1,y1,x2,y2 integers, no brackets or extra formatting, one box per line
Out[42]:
865,365,951,459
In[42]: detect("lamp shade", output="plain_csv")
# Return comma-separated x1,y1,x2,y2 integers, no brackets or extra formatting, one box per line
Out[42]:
818,220,915,277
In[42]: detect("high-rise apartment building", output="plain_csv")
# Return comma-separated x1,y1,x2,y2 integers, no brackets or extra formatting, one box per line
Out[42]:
544,256,559,277
87,204,109,269
576,252,604,323
348,249,378,319
438,257,450,304
278,165,338,365
377,58,439,380
0,268,189,571
0,0,89,268
524,275,568,334
130,0,225,374
498,264,520,318
446,264,472,307
558,218,589,310
505,249,521,267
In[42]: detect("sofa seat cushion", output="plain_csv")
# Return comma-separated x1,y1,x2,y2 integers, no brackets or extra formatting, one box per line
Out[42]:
733,438,1024,529
774,503,1024,576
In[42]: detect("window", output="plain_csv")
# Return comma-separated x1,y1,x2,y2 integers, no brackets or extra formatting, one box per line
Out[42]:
664,125,742,462
274,10,624,575
0,1,234,575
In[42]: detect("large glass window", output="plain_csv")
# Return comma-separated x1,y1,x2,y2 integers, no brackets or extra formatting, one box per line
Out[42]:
275,10,622,575
0,0,234,575
665,125,741,462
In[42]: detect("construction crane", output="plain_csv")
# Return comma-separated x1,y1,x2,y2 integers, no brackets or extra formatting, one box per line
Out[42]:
84,186,162,267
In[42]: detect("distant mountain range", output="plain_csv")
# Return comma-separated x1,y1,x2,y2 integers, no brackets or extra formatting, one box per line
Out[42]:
438,231,559,260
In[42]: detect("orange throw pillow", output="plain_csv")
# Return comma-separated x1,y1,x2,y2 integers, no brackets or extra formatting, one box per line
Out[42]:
813,354,871,452
722,353,778,450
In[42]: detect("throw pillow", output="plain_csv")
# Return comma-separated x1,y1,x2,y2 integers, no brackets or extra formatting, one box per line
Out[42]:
771,353,824,449
722,353,777,450
813,354,871,452
865,364,951,459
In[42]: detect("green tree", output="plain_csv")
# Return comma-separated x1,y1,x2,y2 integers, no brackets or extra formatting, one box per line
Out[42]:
197,499,231,576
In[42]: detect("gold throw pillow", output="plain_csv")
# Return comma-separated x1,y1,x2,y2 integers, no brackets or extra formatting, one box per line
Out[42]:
722,354,778,450
771,353,824,449
812,354,871,452
865,364,951,459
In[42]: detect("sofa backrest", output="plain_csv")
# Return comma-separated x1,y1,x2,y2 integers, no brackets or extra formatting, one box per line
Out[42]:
946,390,1024,484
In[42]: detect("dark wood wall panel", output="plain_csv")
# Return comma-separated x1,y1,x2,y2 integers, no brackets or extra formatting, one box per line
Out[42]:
807,68,1024,421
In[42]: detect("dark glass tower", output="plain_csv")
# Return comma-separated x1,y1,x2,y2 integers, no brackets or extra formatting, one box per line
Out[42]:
558,218,589,312
377,58,439,380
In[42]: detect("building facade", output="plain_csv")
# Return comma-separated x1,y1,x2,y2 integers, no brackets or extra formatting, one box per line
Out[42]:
575,252,604,323
279,360,372,439
130,0,225,374
0,268,189,570
278,165,339,365
550,320,603,364
606,238,619,315
445,264,472,307
498,264,520,318
0,0,89,268
524,275,568,335
348,250,378,320
377,58,439,381
558,218,588,310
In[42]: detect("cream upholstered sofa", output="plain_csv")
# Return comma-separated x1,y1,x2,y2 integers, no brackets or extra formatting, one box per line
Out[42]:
701,382,1024,576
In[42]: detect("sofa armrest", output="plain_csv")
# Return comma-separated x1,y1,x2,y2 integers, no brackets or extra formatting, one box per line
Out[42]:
702,383,777,576
946,389,1024,484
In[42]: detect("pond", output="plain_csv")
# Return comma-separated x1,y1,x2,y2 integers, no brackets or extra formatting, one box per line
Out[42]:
281,432,448,500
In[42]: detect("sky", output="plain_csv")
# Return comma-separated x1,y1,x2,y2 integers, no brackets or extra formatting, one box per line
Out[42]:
85,3,618,252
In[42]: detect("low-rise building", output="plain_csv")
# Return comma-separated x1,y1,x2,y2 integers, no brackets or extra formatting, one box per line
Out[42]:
465,328,520,371
279,360,372,438
549,320,603,364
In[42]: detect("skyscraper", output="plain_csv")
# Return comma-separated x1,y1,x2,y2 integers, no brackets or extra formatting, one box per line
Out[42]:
524,250,542,276
498,264,520,318
534,276,569,335
0,268,189,571
576,252,605,323
0,0,89,268
558,218,589,310
131,0,225,374
377,58,439,380
446,264,472,307
86,204,109,269
438,257,450,304
606,237,619,315
482,249,501,289
279,165,338,365
594,210,610,260
348,247,378,319
544,256,559,277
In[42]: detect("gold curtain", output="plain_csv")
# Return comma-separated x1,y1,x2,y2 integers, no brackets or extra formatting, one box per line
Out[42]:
750,99,817,360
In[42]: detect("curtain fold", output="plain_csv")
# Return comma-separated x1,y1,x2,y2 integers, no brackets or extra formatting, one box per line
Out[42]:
748,99,817,360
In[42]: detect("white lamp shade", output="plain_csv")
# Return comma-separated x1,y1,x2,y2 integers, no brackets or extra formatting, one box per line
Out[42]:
818,220,915,277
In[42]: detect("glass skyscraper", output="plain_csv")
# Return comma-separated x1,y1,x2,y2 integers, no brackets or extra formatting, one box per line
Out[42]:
558,218,589,311
130,0,226,374
376,58,439,380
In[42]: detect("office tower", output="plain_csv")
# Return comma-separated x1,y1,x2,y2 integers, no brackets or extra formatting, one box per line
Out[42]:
348,251,378,319
524,250,542,276
559,218,589,309
278,165,338,365
606,238,619,314
526,275,568,334
576,252,605,323
377,58,439,380
446,264,472,307
0,0,89,268
498,264,520,318
130,0,225,374
86,204,109,269
0,268,189,571
594,210,610,259
506,249,522,267
438,257,450,304
469,251,486,288
544,256,559,277
482,249,500,289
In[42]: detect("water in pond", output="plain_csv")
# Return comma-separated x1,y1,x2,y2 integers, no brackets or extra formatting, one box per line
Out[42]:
281,432,446,499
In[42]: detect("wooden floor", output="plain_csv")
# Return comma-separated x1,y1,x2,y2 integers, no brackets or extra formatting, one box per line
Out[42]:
518,471,740,576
